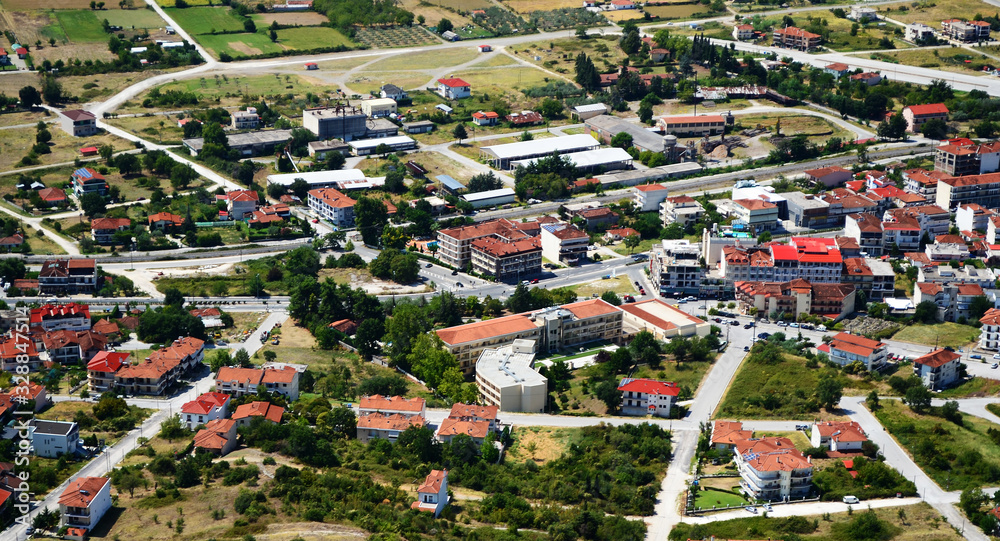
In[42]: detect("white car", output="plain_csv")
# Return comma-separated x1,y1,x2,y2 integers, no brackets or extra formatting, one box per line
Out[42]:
843,495,860,504
992,353,1000,360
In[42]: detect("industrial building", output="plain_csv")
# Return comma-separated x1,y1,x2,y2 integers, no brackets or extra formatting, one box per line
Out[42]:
479,134,600,169
348,135,417,155
302,106,368,140
266,169,366,190
462,188,516,208
509,147,634,172
183,130,293,157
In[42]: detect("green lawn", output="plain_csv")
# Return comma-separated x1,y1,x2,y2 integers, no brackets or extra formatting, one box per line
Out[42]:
196,32,284,58
633,358,712,396
155,73,327,99
875,400,1000,491
100,8,167,28
276,26,353,50
569,275,637,297
162,6,245,34
54,10,107,42
694,487,748,509
892,323,979,349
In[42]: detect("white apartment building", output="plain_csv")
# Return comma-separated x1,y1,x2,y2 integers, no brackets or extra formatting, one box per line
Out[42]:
733,437,813,501
825,332,889,371
59,477,112,531
660,195,704,228
181,392,231,430
810,421,867,452
913,348,961,390
633,183,670,212
651,239,704,296
541,223,589,266
732,198,779,231
617,378,679,418
475,340,547,413
308,187,356,227
980,308,1000,350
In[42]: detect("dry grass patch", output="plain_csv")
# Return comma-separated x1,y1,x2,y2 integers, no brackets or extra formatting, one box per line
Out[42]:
346,72,429,95
0,110,54,128
881,0,991,27
396,151,480,180
398,0,477,27
365,47,480,72
570,275,637,297
506,426,579,464
104,482,247,541
604,9,644,21
1,0,94,7
120,435,191,468
252,11,329,26
0,126,131,172
504,0,583,12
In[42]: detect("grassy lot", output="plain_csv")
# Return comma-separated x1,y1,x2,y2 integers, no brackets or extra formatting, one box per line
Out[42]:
314,56,381,71
604,9,644,22
891,322,979,349
162,6,245,34
105,115,186,146
512,36,626,78
54,10,107,42
875,400,1000,490
717,346,867,420
101,8,168,28
478,53,519,67
693,487,748,509
671,502,960,541
880,0,991,27
753,430,812,450
401,151,479,182
0,126,130,174
365,48,480,72
197,32,283,57
870,48,993,75
119,435,191,468
155,73,329,100
936,376,1000,398
812,16,912,52
23,225,68,255
611,237,657,255
345,71,430,96
505,426,579,464
633,358,713,396
39,400,152,442
570,275,637,297
276,26,353,49
251,11,329,26
643,4,710,19
732,113,856,148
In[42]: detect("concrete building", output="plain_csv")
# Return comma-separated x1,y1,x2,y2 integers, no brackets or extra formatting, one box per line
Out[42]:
58,477,111,531
470,236,541,281
841,257,896,302
733,437,813,501
772,26,822,50
510,147,633,173
810,421,867,452
437,77,471,99
711,421,754,451
348,135,416,156
586,114,672,153
732,198,779,231
360,97,397,118
437,299,623,372
308,188,356,228
735,278,856,321
302,106,367,140
918,264,996,287
184,130,293,158
913,348,961,390
902,103,949,133
436,219,537,269
30,420,79,458
979,307,1000,350
885,205,951,238
572,103,610,120
403,120,435,134
905,23,936,43
942,19,991,41
849,6,878,21
267,169,366,191
617,378,679,417
462,188,516,209
541,223,589,266
619,299,712,339
804,165,853,187
650,239,704,296
784,191,832,228
181,392,231,430
844,213,885,256
633,183,670,212
231,110,260,129
58,109,97,137
660,195,705,228
914,282,984,322
826,332,889,371
480,134,600,169
936,172,1000,210
475,341,548,412
656,114,726,137
733,23,755,40
936,144,982,176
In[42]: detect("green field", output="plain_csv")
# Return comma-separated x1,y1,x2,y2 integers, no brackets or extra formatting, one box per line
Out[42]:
162,6,245,34
892,322,980,349
196,32,283,57
101,8,168,29
875,400,1000,491
156,73,327,98
276,26,353,49
54,10,107,42
365,48,479,71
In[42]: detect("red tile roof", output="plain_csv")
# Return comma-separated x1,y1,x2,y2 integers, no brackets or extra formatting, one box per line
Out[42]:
438,77,470,88
359,395,425,413
435,315,537,346
617,378,680,396
308,188,356,208
905,103,949,116
358,412,426,431
437,418,491,438
233,401,283,423
712,420,753,446
182,392,231,415
449,403,498,420
58,477,109,508
417,470,447,493
914,348,961,368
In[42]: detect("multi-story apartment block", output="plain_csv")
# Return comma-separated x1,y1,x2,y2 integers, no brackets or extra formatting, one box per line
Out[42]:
733,437,813,501
885,205,951,238
59,109,97,137
735,279,856,321
38,259,98,294
651,239,704,296
476,341,548,413
956,203,995,233
181,392,231,430
617,378,679,417
902,103,949,133
436,218,540,269
913,348,961,390
979,307,1000,350
30,303,90,332
436,299,623,373
71,168,109,197
540,223,589,266
903,168,950,199
660,195,705,227
86,351,130,394
821,190,878,226
841,258,895,302
844,213,884,256
308,188,356,228
214,366,301,401
302,105,367,140
881,214,922,252
633,183,671,212
919,264,996,287
470,236,541,281
113,338,204,396
784,191,832,228
231,110,260,129
772,26,821,50
732,198,779,231
914,282,985,322
937,172,1000,210
58,477,111,531
941,19,991,41
825,332,888,370
772,237,844,284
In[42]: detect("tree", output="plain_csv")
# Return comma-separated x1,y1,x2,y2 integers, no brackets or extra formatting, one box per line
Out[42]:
913,300,939,323
920,118,948,140
115,153,139,176
269,29,278,42
355,318,384,360
159,414,188,440
117,469,144,497
942,400,962,424
452,123,468,144
539,98,564,119
407,334,460,389
18,86,41,108
80,192,106,218
384,169,405,193
574,52,599,91
757,231,772,243
904,384,932,413
865,389,880,411
816,376,843,410
234,348,251,368
970,295,992,321
381,226,410,250
624,234,641,254
99,144,114,161
975,120,997,139
437,18,453,33
243,18,257,33
164,287,184,308
468,171,502,193
856,145,869,165
601,291,622,306
41,75,63,104
354,197,389,247
234,160,257,185
611,132,633,149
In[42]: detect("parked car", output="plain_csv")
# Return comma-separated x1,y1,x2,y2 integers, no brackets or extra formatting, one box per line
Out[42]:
796,424,809,431
971,354,983,360
744,324,753,329
425,263,433,268
730,320,739,326
762,503,773,512
993,353,1000,360
713,318,723,323
993,363,998,369
843,496,860,504
789,322,799,328
817,325,827,332
743,346,750,352
758,332,770,339
530,278,539,284
745,506,757,514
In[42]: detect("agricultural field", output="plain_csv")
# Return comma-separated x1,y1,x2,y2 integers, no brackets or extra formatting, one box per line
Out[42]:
459,65,561,92
251,11,329,26
197,31,283,57
504,0,582,12
162,6,245,35
603,9,644,22
0,0,94,7
513,36,626,77
880,0,991,28
53,10,108,42
643,3,712,20
398,0,478,28
101,7,168,28
870,48,994,75
154,73,330,101
354,25,440,48
366,47,479,72
275,26,352,50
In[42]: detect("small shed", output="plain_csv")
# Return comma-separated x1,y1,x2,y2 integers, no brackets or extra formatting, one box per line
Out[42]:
305,62,318,70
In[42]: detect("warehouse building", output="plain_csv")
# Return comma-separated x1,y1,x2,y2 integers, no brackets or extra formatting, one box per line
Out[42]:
348,135,417,156
509,147,633,172
479,134,600,169
462,188,516,208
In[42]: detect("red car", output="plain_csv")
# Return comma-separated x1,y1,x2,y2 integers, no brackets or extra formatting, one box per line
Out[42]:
311,219,319,223
530,278,539,284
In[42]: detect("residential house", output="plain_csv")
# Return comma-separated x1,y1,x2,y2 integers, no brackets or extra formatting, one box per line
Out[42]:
194,418,239,455
87,351,130,394
979,307,1000,350
38,259,98,294
90,217,131,245
9,382,48,413
633,183,671,212
732,198,779,231
942,19,991,41
902,103,948,133
826,332,889,371
359,395,426,417
435,417,491,445
825,62,850,78
380,84,408,101
905,23,936,42
71,168,108,197
733,24,755,41
262,366,301,400
148,212,184,231
37,188,67,207
711,421,753,451
232,401,284,427
617,378,679,417
437,78,471,100
449,404,499,432
357,413,426,443
507,111,543,126
41,330,106,364
913,282,984,321
604,227,640,243
30,303,91,332
30,420,79,458
661,195,705,227
58,477,111,531
181,392,231,430
810,421,868,452
58,109,97,137
470,236,542,281
849,6,878,21
956,203,994,233
850,72,882,86
412,470,449,517
733,437,813,501
912,348,962,390
576,207,619,230
772,26,822,50
472,111,499,126
308,188,356,227
804,165,853,187
327,319,358,335
225,190,259,219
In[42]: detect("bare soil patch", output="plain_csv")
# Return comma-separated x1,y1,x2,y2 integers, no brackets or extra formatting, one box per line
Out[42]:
255,11,328,26
228,41,264,56
2,0,94,8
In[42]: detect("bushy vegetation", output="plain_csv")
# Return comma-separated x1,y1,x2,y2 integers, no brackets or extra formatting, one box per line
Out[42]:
813,456,916,501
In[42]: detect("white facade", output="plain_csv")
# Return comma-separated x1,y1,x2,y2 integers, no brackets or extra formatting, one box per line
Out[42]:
59,477,112,531
633,184,670,212
541,223,589,265
360,98,397,118
475,340,548,413
30,420,79,458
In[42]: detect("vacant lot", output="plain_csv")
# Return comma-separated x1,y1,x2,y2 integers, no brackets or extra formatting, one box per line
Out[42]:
0,126,129,173
155,73,328,100
251,11,328,26
892,322,979,348
881,0,989,27
644,3,709,19
604,9,644,21
0,10,64,46
732,113,856,149
1,0,93,7
400,151,479,181
398,0,478,28
633,358,712,396
277,26,353,50
366,47,479,72
459,65,556,91
506,426,579,463
816,16,912,52
54,10,107,42
101,8,168,29
572,275,636,297
871,48,992,75
505,0,581,12
163,6,244,34
346,71,428,96
876,400,1000,490
197,31,283,57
